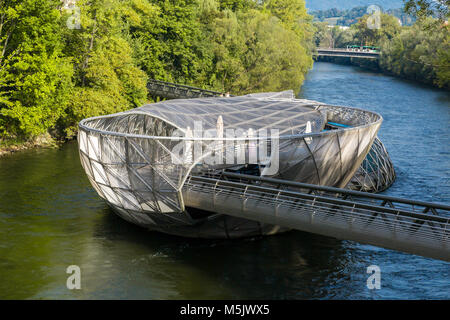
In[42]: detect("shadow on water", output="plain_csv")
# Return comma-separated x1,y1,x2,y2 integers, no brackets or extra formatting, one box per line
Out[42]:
88,205,450,300
0,140,362,299
85,208,363,299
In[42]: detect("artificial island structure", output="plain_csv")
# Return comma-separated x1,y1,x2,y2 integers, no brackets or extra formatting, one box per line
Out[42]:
78,90,449,261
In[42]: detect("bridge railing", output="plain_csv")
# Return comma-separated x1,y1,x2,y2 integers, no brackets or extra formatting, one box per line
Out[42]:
315,48,380,59
216,172,449,219
147,79,223,99
184,172,450,261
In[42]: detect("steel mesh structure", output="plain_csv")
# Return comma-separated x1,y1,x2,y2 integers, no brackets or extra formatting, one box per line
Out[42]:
145,81,397,194
78,92,385,238
348,137,396,192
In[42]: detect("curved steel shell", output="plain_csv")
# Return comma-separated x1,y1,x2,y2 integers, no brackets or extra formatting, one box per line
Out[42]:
347,137,396,193
78,94,383,238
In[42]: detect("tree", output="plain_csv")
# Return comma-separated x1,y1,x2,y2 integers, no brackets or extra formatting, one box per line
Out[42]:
353,13,401,46
313,22,330,47
404,0,449,20
218,0,255,11
210,9,313,94
60,0,149,138
0,0,73,140
265,0,314,51
379,17,449,89
131,0,213,86
434,29,450,88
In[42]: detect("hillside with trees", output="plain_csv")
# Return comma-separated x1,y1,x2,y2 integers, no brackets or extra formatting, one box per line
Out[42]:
311,6,415,26
0,0,447,152
0,0,314,147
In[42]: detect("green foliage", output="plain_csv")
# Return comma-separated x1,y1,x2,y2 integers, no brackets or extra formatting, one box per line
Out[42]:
313,22,356,48
1,0,315,143
353,13,402,46
218,0,255,11
209,9,313,94
265,0,314,50
404,0,449,20
133,0,212,86
435,39,450,88
0,0,73,139
63,34,148,138
60,0,148,138
380,18,450,89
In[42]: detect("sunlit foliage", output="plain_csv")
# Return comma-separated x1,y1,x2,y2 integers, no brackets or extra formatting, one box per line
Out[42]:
0,0,315,143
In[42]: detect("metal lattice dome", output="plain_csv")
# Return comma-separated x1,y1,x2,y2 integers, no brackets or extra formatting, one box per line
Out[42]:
78,91,389,238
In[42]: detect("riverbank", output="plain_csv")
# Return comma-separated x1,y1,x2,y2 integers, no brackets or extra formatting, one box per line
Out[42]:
313,15,449,90
315,56,450,90
315,56,380,72
0,134,58,158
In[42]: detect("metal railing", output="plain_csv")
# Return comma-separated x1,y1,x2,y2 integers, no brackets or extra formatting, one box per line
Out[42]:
315,48,380,59
147,79,224,99
183,172,450,261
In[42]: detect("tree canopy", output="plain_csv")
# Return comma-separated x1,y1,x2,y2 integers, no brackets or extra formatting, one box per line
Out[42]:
0,0,73,139
404,0,449,20
0,0,315,143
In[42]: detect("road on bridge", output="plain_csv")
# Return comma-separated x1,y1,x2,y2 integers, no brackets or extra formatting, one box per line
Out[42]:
315,48,380,59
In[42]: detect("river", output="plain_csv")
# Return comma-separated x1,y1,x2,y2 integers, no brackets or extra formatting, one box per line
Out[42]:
0,62,449,299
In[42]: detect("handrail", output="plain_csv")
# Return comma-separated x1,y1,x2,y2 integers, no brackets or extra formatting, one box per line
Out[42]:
187,173,450,224
147,79,225,97
219,172,450,212
147,79,223,95
183,172,450,261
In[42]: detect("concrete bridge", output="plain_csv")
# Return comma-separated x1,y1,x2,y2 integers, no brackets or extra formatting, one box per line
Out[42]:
315,48,380,59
